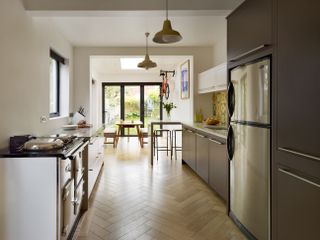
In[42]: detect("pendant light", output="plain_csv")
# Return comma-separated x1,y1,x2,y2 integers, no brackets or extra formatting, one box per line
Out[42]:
138,32,157,70
153,0,182,44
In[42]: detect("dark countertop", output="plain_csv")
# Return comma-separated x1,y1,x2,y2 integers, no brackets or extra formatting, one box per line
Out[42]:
0,138,88,159
181,122,228,140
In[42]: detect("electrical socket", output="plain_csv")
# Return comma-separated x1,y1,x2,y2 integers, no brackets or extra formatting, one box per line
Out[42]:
40,116,47,123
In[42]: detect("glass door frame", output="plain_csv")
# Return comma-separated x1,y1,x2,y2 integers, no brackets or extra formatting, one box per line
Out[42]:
102,82,163,130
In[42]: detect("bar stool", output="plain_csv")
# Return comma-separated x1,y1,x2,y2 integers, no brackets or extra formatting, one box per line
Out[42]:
171,129,182,160
154,129,171,161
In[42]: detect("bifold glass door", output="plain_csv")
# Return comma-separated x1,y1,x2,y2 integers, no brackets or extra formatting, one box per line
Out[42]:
102,83,162,136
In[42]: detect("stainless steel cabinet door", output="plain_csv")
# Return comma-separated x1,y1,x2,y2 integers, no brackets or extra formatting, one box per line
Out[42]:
276,166,320,240
230,123,270,240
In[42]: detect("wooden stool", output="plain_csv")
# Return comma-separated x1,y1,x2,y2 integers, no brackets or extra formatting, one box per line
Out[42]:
104,128,116,148
140,128,149,144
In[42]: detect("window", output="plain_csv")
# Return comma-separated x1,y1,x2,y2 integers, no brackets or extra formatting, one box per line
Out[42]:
49,50,65,118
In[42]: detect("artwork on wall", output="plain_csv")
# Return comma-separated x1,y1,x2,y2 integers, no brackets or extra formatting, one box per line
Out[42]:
180,60,190,99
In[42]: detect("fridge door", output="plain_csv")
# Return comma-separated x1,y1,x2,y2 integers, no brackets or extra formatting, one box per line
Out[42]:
230,122,270,240
230,58,270,124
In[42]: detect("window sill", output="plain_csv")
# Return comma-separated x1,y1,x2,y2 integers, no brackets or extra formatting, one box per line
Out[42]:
49,115,68,121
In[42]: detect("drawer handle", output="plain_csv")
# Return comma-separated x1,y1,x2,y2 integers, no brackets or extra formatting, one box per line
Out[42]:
278,147,320,162
230,44,270,62
196,133,206,138
209,139,224,145
88,168,93,171
278,168,320,189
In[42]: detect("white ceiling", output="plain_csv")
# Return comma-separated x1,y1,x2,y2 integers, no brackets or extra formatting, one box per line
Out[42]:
24,0,243,11
33,11,229,47
91,55,188,79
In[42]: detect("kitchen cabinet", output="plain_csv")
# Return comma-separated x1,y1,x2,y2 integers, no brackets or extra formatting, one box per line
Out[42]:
182,128,196,171
276,164,320,240
198,63,227,94
196,133,209,182
227,0,272,61
88,136,104,197
182,124,228,201
208,137,227,201
277,0,320,158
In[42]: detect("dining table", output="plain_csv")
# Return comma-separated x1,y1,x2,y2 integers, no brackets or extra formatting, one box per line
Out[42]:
115,120,144,148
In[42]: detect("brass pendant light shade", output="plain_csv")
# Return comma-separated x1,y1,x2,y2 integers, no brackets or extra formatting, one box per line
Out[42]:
153,0,182,44
137,32,157,70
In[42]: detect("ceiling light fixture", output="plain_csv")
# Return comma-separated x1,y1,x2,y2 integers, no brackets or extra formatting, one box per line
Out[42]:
153,0,182,44
137,32,157,70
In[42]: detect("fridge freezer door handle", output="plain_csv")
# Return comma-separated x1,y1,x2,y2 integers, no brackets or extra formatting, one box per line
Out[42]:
227,125,235,161
227,81,235,118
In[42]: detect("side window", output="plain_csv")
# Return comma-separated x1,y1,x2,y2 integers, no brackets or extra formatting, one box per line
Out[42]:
49,50,65,118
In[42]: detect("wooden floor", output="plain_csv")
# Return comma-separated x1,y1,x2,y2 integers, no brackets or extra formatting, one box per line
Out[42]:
74,138,246,240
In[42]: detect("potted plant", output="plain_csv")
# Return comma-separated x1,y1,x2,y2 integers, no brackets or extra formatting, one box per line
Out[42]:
163,102,177,119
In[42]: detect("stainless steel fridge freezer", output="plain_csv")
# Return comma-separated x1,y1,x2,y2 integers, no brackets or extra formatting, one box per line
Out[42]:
228,57,271,240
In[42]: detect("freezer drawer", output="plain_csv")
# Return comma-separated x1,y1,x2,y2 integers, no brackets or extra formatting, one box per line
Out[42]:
229,123,270,240
229,58,270,124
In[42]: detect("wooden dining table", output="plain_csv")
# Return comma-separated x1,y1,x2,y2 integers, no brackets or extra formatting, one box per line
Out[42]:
115,120,144,148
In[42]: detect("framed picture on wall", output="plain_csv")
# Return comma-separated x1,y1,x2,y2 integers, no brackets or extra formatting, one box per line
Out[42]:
180,60,190,99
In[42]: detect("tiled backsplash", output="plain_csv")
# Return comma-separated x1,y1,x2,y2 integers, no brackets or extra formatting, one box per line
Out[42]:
212,91,227,125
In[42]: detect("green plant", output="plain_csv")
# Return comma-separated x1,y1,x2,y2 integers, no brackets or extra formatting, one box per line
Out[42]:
163,102,177,116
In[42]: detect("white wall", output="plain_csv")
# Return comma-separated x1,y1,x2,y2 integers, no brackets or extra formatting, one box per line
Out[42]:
0,0,73,149
74,47,213,127
212,20,227,65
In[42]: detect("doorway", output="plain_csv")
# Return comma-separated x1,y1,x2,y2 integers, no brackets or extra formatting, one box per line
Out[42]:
102,82,163,136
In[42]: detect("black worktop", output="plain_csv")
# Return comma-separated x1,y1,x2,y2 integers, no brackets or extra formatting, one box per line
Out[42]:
0,138,88,159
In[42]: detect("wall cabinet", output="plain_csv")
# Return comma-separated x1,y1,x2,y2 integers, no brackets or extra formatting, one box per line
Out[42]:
208,138,227,201
88,137,104,197
196,133,209,183
198,63,227,94
227,0,272,61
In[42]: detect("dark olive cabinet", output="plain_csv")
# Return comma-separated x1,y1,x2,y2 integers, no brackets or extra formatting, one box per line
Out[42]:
276,164,320,240
196,133,209,183
277,0,320,158
208,138,227,201
227,0,272,61
182,128,196,171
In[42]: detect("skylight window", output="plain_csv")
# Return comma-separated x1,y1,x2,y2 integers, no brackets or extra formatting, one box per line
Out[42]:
120,58,144,70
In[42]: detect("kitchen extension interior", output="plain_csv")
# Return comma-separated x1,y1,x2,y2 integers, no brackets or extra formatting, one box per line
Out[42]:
0,0,319,240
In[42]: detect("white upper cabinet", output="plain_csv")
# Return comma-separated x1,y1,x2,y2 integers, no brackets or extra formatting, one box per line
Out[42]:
198,63,227,94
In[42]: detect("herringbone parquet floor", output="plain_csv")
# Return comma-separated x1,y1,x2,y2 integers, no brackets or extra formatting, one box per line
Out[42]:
74,138,246,240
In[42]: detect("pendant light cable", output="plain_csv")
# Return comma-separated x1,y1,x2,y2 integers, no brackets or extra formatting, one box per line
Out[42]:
166,0,168,20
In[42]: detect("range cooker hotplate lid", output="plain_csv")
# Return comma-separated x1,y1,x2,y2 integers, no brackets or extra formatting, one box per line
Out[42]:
23,138,64,151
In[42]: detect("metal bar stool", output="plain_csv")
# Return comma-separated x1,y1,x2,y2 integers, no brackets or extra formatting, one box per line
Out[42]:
171,129,182,160
154,129,171,161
